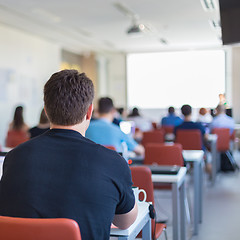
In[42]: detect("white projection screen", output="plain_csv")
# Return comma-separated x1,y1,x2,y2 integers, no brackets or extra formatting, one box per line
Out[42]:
127,50,225,109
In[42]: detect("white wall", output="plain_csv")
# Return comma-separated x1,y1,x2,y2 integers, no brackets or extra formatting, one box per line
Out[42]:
96,52,127,107
0,23,61,146
231,47,240,123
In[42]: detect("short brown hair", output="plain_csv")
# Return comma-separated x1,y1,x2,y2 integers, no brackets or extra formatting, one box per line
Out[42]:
44,70,94,125
181,104,192,116
98,97,114,114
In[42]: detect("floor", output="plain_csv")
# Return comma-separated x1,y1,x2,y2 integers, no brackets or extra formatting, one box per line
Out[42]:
155,151,240,240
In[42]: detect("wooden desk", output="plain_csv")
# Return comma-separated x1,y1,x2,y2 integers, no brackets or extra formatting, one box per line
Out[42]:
183,150,204,235
152,167,187,240
110,201,151,240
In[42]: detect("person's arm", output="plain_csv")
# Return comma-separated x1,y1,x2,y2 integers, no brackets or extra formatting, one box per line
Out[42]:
133,144,145,156
113,201,138,229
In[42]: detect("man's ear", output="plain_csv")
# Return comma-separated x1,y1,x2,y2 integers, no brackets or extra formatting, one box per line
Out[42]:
43,106,49,118
86,104,93,120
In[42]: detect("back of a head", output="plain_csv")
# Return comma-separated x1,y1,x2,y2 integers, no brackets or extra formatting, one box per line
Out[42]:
216,104,226,114
13,106,24,130
44,70,94,125
39,109,49,124
129,107,140,117
199,108,207,116
181,104,192,117
98,97,114,114
168,106,175,114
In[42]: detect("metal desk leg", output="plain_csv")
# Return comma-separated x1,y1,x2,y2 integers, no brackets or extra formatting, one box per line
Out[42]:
211,140,217,184
142,217,151,240
172,182,179,240
193,161,200,235
199,160,204,223
180,181,186,240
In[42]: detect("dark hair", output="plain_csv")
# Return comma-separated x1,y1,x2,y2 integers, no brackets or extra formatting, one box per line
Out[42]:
128,107,140,117
13,106,25,130
39,109,49,124
98,97,114,114
168,106,175,114
44,70,94,125
181,104,192,116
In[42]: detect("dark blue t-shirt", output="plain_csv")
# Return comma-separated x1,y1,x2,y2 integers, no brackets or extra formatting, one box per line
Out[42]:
0,129,135,240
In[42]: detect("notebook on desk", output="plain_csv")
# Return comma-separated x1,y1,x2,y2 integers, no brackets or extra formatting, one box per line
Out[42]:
146,165,181,175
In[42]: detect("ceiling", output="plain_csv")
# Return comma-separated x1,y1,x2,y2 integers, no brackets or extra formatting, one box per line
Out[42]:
0,0,222,54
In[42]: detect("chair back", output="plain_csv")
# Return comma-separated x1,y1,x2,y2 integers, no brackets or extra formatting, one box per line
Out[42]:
5,130,29,148
212,128,230,152
0,217,81,240
104,145,116,151
130,166,154,204
141,130,164,147
144,143,184,166
130,166,166,239
175,129,202,150
162,125,174,134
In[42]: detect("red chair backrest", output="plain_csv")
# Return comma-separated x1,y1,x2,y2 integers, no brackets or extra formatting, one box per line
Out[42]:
175,129,202,150
162,125,174,134
212,128,230,152
0,217,81,240
142,130,164,147
104,145,116,151
144,143,184,166
130,166,154,204
6,130,29,148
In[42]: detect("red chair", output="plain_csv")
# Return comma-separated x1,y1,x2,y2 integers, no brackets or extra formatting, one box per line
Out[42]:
130,166,167,240
0,217,81,240
144,143,184,166
212,128,230,152
212,128,239,171
142,130,164,147
162,125,174,134
175,129,202,150
104,145,116,151
5,130,29,148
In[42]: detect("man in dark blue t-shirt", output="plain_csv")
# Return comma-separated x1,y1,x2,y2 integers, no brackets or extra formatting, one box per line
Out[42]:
174,104,206,149
0,70,137,240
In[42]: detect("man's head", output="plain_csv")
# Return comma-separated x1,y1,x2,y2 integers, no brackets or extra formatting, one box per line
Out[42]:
44,69,94,126
168,106,175,114
216,104,226,115
98,97,114,115
181,104,192,117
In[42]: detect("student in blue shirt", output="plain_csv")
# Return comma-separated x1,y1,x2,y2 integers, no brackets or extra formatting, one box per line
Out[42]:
161,106,183,127
86,97,144,155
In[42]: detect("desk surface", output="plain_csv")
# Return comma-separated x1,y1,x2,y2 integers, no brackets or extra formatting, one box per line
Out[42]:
151,167,187,183
110,201,150,236
182,150,204,162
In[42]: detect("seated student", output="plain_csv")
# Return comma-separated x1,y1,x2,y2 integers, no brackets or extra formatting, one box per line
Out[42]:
6,105,30,148
0,70,138,240
197,107,213,124
86,98,144,155
161,106,183,127
29,108,50,138
174,104,206,144
127,107,152,132
209,104,235,134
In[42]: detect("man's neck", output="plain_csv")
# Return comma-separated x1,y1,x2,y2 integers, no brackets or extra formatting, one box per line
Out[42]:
184,115,192,122
50,122,88,136
98,113,113,122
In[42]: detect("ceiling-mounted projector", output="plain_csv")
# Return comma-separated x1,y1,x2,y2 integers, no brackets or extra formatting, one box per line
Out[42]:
127,24,145,34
